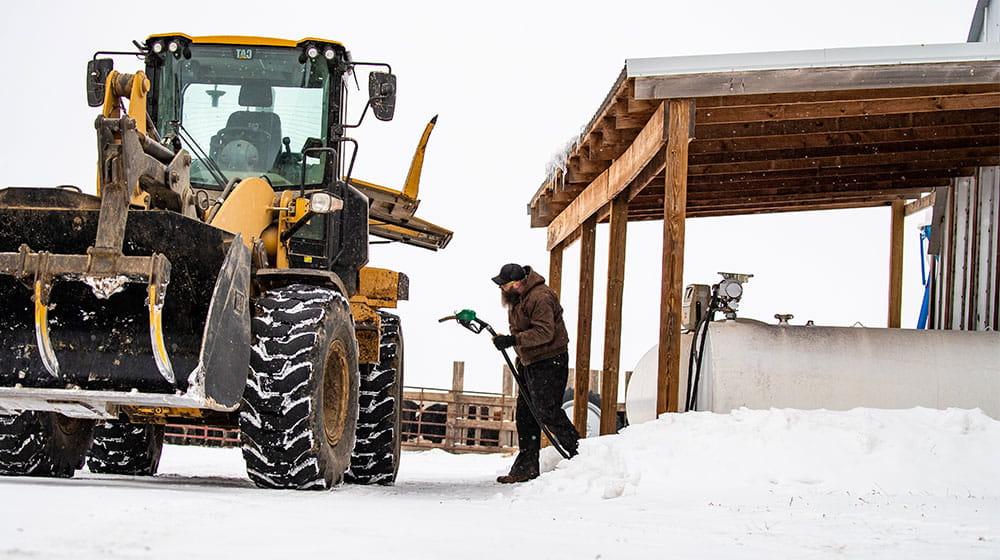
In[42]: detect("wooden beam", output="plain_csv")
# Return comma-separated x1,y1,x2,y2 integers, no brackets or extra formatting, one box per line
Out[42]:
888,199,906,328
905,191,938,216
600,194,628,435
679,199,895,219
692,83,1000,109
694,93,1000,125
628,194,922,219
546,103,667,250
687,184,943,206
548,242,563,300
695,107,1000,141
682,190,935,209
688,134,997,167
685,175,963,195
634,61,1000,100
686,162,990,186
657,99,694,416
689,123,1000,156
574,217,597,436
688,146,1000,176
688,191,927,211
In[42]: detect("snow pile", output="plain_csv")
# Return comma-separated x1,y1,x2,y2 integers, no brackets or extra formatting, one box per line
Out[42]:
527,407,1000,501
1,408,996,559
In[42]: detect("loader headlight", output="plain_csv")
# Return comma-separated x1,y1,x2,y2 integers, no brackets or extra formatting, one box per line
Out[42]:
151,42,164,54
306,46,320,59
324,48,336,60
308,192,343,214
168,41,180,53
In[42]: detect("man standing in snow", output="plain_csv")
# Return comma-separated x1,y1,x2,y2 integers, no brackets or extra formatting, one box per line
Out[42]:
491,263,580,483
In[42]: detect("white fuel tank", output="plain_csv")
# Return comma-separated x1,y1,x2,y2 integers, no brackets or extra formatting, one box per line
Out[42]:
626,321,1000,423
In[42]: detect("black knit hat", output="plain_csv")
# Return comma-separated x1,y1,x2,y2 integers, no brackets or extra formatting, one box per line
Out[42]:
492,263,526,286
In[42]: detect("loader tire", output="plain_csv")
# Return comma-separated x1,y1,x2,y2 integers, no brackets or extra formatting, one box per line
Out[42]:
86,420,164,476
0,412,94,478
346,312,404,485
240,284,360,490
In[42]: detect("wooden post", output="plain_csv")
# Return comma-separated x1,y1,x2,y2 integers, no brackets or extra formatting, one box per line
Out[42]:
501,364,515,448
502,365,514,397
601,193,628,435
888,199,905,328
574,217,597,435
452,362,465,394
657,99,694,415
448,361,465,450
549,242,564,300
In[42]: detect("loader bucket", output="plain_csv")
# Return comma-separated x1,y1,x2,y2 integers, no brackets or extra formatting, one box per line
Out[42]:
0,188,251,411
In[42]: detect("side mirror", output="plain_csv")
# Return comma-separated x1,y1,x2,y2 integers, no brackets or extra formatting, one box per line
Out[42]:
87,58,114,107
302,137,324,152
368,71,396,122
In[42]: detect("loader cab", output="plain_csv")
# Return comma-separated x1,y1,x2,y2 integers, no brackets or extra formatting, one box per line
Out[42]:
140,34,386,284
143,35,348,189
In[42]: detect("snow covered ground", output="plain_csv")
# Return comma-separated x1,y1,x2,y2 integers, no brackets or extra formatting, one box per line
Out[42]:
1,407,997,559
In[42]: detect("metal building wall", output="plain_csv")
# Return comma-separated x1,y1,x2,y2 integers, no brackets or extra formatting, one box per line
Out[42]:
929,0,1000,331
969,0,999,43
929,169,1000,331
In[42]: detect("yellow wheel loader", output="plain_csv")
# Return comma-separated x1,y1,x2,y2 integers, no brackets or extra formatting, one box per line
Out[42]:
0,34,451,489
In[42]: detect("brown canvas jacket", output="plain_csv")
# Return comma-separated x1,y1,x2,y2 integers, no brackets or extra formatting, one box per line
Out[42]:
507,267,570,365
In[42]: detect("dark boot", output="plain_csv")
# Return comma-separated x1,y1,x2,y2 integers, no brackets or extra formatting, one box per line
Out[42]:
496,471,538,484
497,449,539,484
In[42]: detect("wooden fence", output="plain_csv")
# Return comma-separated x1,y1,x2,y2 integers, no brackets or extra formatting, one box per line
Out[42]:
402,362,519,454
162,362,522,454
162,362,627,453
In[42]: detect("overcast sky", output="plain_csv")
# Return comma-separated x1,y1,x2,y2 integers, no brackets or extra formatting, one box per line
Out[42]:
0,0,980,392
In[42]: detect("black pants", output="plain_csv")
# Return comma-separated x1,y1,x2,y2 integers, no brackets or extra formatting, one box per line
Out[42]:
509,352,580,476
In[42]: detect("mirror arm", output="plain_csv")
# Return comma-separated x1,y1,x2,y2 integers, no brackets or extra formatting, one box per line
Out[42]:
340,99,372,130
92,50,146,60
350,61,392,74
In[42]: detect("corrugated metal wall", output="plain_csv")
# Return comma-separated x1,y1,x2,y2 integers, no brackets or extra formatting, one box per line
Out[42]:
927,0,1000,332
929,169,1000,331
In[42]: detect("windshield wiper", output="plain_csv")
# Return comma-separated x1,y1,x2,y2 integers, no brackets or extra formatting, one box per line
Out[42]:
171,120,229,189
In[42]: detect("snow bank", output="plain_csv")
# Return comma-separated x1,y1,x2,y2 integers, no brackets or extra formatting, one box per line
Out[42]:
528,407,1000,501
2,408,996,559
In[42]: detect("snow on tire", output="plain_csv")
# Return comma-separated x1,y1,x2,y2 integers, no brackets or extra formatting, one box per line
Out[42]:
0,411,94,478
346,311,404,485
240,284,360,490
87,420,164,476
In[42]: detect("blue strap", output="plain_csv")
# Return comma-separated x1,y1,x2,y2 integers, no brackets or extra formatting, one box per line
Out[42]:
916,225,932,329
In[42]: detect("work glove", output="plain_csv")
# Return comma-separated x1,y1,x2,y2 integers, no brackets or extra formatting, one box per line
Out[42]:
492,334,516,350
